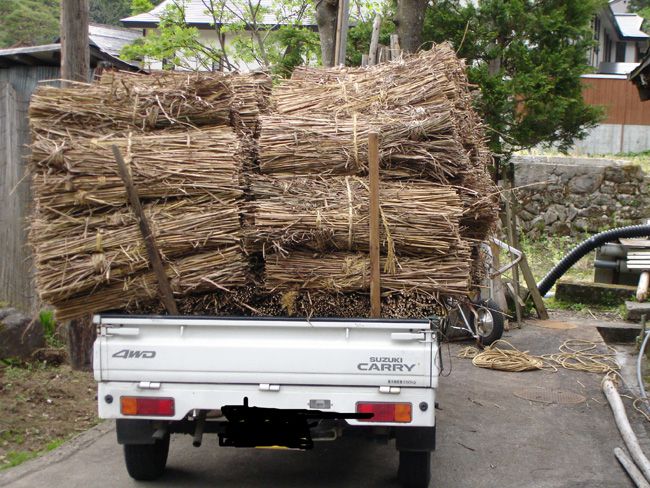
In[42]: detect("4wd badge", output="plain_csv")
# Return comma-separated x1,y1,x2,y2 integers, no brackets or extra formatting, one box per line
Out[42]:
112,349,156,359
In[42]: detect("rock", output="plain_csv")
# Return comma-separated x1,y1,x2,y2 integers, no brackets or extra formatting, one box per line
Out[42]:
543,209,559,225
0,309,45,361
567,204,578,221
573,218,590,232
617,184,639,195
604,166,627,183
550,222,572,236
568,173,603,194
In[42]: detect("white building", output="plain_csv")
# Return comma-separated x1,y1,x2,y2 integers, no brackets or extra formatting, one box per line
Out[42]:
589,0,649,75
121,0,317,72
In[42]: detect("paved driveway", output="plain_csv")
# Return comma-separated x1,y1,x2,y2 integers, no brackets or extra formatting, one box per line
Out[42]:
1,318,646,487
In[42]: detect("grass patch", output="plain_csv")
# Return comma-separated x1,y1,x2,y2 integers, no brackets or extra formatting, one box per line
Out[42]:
0,437,69,471
519,234,594,284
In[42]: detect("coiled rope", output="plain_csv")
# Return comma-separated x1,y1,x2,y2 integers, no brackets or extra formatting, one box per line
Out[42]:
458,339,620,374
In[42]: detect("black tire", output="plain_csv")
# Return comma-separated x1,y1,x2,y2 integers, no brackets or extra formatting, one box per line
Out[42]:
474,299,504,346
398,450,431,488
123,434,170,481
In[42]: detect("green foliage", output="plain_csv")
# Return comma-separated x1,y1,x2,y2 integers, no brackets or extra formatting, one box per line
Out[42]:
130,0,156,16
39,310,56,339
122,1,209,70
346,16,396,66
0,0,60,48
122,0,316,76
421,0,606,157
0,450,37,470
89,0,131,25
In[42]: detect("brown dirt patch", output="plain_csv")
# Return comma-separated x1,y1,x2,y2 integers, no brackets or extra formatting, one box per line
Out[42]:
0,363,98,470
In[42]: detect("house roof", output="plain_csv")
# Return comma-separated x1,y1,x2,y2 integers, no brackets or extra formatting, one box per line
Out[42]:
613,13,648,39
0,25,143,71
121,0,317,29
87,24,142,58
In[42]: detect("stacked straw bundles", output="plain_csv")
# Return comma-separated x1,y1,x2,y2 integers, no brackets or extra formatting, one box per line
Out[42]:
28,43,497,320
246,176,464,257
264,251,471,296
31,128,244,210
28,70,266,319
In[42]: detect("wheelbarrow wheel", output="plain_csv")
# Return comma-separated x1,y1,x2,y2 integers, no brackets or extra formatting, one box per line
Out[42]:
474,299,504,346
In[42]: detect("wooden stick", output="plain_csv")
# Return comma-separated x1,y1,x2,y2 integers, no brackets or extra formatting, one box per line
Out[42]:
111,145,179,315
519,253,549,320
368,132,381,318
603,378,650,484
615,447,650,488
336,0,350,66
369,15,382,66
504,187,522,327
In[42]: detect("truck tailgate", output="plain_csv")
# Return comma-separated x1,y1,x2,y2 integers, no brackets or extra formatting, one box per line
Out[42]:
94,316,438,388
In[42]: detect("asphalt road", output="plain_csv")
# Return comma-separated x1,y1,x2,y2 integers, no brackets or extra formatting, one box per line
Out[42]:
1,318,646,487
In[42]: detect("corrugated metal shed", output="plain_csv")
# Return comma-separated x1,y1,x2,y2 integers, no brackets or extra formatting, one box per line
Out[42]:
0,25,143,71
122,0,317,28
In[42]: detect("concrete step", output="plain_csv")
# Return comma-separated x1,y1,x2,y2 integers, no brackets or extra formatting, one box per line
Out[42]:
626,300,650,322
556,280,636,305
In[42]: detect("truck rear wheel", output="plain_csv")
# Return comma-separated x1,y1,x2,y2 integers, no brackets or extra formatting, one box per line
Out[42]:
123,434,170,481
398,450,431,488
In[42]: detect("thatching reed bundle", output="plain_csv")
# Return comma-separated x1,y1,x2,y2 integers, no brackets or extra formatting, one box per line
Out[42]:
246,176,463,256
30,71,232,135
264,249,471,296
230,72,272,138
31,196,242,303
31,127,244,211
52,246,249,321
258,109,467,180
273,44,462,116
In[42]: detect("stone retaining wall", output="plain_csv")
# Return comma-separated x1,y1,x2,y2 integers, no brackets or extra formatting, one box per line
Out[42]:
512,155,650,238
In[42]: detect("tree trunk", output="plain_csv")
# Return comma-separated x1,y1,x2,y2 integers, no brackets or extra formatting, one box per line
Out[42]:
315,0,339,67
67,315,95,371
395,0,428,53
60,0,90,86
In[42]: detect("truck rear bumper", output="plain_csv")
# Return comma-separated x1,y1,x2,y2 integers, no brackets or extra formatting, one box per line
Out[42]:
98,381,436,427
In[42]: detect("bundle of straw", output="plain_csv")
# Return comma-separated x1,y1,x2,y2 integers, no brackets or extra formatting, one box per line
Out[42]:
31,196,242,303
272,44,462,116
230,72,272,138
52,246,249,321
30,71,232,135
264,249,471,295
258,109,467,181
31,127,244,211
246,176,463,256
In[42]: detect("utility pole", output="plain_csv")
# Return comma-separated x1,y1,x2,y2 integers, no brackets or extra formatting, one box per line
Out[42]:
60,0,90,86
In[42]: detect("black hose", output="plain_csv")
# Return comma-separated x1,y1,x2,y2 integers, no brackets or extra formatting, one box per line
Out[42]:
537,224,650,296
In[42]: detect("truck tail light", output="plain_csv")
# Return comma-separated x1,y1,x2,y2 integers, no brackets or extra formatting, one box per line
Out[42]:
120,396,175,416
356,402,412,423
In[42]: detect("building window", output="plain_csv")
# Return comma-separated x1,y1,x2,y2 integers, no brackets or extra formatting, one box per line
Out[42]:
604,33,612,62
616,42,626,62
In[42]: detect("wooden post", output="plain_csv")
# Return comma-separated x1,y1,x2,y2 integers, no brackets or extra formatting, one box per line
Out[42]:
60,0,90,86
368,132,381,318
519,254,549,320
112,145,179,315
67,314,95,371
390,34,401,61
369,15,382,66
361,54,369,67
505,188,522,327
334,0,350,66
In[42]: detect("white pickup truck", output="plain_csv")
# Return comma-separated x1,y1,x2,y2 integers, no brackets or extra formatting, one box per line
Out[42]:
93,314,442,488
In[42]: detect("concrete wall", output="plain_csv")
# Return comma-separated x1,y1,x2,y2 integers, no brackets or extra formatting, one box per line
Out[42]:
571,123,650,154
512,155,650,238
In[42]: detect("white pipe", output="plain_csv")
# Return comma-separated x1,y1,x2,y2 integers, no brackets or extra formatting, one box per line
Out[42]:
615,447,650,488
638,271,649,303
603,378,650,483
